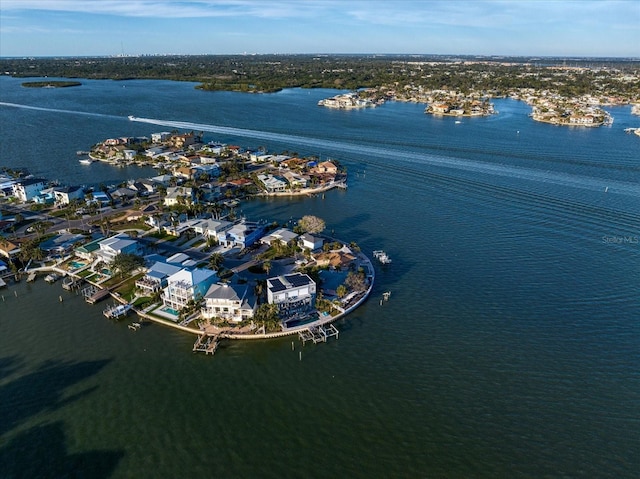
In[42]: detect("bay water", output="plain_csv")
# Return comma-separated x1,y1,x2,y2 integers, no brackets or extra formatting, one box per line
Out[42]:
0,76,639,478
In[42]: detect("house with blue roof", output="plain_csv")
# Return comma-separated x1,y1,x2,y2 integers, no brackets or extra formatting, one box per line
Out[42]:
135,260,184,295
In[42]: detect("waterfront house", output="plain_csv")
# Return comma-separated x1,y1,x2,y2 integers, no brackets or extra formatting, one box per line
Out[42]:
314,250,356,269
282,171,308,189
0,238,20,259
39,233,85,257
123,150,137,161
96,233,144,264
161,267,217,313
151,132,171,143
257,174,288,193
201,282,257,322
216,219,266,249
12,178,47,202
299,233,323,251
267,273,317,321
53,186,84,206
280,157,307,170
135,260,183,295
260,228,299,246
74,237,103,261
314,161,338,175
168,133,196,149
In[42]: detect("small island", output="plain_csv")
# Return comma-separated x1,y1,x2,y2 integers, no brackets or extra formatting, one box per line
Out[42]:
22,81,82,88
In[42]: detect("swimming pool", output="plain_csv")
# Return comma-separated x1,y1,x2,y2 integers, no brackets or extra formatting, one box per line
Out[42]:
69,261,86,269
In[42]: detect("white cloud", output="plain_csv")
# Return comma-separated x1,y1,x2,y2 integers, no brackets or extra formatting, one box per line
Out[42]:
0,0,330,19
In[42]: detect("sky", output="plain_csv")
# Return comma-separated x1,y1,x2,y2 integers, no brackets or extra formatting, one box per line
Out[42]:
0,0,639,58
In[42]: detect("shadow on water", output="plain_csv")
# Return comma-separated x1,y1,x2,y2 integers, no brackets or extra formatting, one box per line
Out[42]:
0,356,124,477
0,355,21,381
0,422,123,479
0,357,110,436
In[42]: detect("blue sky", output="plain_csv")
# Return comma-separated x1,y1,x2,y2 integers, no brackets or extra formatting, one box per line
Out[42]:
1,0,638,57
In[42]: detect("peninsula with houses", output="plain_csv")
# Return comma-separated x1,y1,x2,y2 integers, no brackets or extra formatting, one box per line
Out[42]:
0,132,373,354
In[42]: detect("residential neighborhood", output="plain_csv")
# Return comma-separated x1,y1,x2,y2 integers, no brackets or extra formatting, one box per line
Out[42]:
0,134,371,350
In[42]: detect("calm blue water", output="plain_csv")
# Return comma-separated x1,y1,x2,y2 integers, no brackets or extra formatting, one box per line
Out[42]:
1,76,639,478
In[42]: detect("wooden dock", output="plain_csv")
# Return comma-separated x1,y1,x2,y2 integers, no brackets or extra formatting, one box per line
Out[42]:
82,285,110,304
26,272,37,283
193,334,219,355
62,276,82,290
298,324,340,344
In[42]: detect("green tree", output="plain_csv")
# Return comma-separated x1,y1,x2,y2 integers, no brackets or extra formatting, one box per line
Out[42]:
254,303,280,332
110,252,144,278
298,215,325,234
262,260,272,275
208,252,224,272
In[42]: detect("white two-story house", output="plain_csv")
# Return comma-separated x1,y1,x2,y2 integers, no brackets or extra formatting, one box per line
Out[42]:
162,268,217,314
267,273,317,322
201,283,256,323
12,178,47,202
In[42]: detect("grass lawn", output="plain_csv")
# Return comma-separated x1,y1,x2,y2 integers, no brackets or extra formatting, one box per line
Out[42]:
111,273,145,301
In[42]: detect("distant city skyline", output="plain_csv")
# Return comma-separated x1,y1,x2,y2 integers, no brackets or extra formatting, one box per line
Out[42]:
1,0,638,58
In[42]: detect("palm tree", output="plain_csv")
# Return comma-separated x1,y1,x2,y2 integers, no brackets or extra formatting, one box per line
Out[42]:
208,252,224,272
262,260,272,276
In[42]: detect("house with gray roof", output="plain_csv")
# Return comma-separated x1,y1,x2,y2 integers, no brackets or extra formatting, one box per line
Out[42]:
96,233,144,263
202,283,256,322
260,228,299,246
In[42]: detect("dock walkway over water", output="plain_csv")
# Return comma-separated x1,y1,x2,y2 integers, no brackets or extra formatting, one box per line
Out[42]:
193,334,219,355
298,324,339,344
82,285,110,304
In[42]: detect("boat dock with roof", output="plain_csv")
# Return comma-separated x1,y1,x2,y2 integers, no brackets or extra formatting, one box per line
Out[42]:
82,285,111,304
193,334,219,355
298,324,340,344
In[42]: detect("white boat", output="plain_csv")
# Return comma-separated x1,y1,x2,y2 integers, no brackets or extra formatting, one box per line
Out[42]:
104,303,132,319
128,115,135,121
44,273,60,283
373,250,392,264
455,120,462,124
79,158,94,165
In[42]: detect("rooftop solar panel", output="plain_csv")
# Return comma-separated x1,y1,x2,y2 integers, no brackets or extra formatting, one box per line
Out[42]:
269,278,286,292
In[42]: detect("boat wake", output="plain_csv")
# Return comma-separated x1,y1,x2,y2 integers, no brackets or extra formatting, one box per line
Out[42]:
131,115,640,198
2,102,637,198
0,101,122,120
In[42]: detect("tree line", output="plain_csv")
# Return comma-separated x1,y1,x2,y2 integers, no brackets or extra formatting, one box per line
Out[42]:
1,54,638,99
